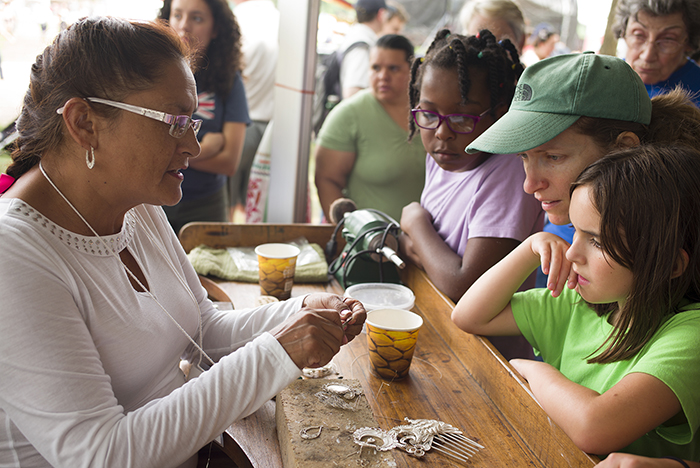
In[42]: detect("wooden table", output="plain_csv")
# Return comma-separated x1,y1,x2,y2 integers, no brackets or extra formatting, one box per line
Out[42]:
180,223,599,468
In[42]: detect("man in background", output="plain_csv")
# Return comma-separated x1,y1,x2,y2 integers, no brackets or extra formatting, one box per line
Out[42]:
339,0,388,99
381,0,409,36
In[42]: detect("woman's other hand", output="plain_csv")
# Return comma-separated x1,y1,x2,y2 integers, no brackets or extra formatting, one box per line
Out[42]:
303,293,366,343
272,294,366,369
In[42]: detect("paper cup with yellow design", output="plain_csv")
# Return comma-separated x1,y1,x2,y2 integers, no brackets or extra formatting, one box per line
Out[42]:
366,308,423,380
255,243,300,301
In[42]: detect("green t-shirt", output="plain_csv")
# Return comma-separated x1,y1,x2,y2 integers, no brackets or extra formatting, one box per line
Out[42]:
511,287,700,461
317,89,426,221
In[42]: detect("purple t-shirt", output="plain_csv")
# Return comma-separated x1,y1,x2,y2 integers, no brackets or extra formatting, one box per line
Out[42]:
421,153,544,257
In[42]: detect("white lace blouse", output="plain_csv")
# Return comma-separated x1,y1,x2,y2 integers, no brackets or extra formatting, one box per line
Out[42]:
0,199,302,468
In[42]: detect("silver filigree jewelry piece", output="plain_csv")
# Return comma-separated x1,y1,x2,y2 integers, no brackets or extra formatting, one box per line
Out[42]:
353,418,483,465
353,427,397,451
300,425,323,440
323,383,362,399
86,146,95,169
314,383,363,410
302,361,336,379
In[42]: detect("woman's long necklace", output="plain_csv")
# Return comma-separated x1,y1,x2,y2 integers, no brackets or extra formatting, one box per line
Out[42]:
38,161,214,367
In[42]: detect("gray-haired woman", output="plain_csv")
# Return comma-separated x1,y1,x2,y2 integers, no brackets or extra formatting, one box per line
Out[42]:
614,0,700,105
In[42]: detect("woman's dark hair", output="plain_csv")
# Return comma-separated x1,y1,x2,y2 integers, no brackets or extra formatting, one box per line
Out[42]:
408,29,524,140
375,34,414,62
159,0,242,97
570,87,700,152
8,17,192,180
570,144,700,364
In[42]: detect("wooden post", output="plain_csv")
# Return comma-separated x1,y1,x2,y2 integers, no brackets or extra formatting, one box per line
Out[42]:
600,0,620,56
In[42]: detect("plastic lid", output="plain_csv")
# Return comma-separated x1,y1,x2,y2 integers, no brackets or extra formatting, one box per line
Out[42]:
344,282,415,312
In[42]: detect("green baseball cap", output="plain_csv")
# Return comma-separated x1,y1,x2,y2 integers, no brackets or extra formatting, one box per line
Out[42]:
466,51,652,154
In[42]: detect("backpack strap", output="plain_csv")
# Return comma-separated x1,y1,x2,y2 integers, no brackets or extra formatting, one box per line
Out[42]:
323,41,370,99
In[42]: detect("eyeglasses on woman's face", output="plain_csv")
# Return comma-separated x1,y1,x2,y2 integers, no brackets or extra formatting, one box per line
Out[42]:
624,32,687,55
411,108,491,134
56,97,202,138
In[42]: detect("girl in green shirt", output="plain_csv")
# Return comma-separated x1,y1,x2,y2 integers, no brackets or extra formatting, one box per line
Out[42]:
452,145,700,461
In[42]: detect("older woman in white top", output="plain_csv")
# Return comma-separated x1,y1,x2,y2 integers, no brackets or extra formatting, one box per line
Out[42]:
0,17,365,468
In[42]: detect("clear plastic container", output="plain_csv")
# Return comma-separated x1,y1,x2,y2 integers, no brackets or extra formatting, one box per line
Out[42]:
344,282,415,311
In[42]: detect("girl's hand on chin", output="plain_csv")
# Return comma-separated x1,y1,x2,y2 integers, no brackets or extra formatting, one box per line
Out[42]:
528,232,574,297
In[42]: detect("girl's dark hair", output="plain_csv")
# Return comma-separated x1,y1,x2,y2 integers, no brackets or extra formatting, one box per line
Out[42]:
570,87,700,152
8,17,192,180
159,0,242,97
571,144,700,364
408,29,524,141
375,34,414,62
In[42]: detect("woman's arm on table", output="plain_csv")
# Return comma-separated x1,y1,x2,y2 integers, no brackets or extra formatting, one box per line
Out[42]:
451,232,574,335
400,201,520,302
188,121,246,176
314,145,356,219
512,360,682,455
597,453,699,468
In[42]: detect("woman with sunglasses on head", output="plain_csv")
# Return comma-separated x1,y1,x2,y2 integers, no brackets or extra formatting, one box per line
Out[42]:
614,0,700,106
0,17,365,468
158,0,249,234
399,29,543,360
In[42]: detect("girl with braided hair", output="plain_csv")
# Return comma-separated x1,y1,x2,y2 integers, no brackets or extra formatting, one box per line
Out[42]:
399,29,543,360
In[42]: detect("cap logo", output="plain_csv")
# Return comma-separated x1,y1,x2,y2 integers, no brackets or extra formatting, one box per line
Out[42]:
513,83,533,102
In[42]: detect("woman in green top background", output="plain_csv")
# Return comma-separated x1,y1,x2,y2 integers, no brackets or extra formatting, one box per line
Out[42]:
314,34,425,223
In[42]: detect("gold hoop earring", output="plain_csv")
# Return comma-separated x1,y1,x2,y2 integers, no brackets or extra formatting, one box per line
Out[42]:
86,146,95,170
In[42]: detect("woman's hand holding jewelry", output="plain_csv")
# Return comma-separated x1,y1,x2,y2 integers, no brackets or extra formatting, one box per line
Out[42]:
273,294,366,369
302,293,366,344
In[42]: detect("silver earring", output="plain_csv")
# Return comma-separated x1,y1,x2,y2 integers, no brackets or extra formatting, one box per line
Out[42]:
86,146,95,170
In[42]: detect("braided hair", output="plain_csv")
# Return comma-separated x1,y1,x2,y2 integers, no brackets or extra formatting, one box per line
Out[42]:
408,29,523,140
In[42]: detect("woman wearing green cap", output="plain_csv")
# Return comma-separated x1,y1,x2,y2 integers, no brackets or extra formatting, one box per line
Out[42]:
466,51,700,243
